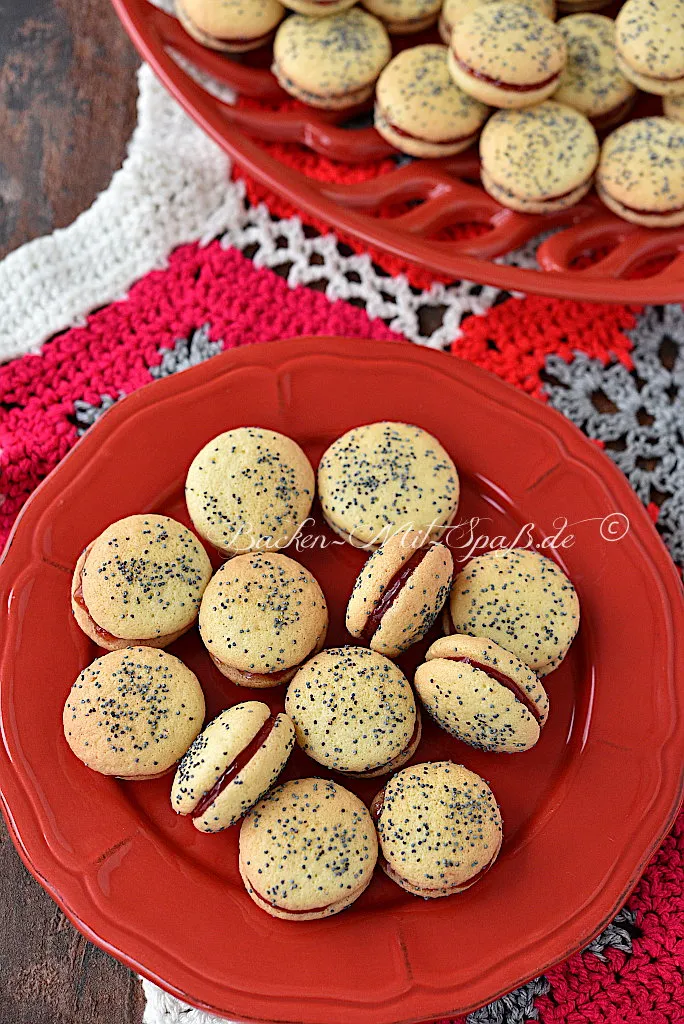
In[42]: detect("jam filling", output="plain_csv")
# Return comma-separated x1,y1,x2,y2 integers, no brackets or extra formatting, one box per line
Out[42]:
250,885,337,915
442,656,542,722
372,793,498,891
452,53,561,92
210,652,299,683
273,64,372,103
193,716,275,818
613,198,684,217
378,109,477,146
214,29,276,45
361,546,431,643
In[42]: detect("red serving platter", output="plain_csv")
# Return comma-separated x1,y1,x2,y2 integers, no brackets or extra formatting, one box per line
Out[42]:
110,0,684,304
1,337,683,1024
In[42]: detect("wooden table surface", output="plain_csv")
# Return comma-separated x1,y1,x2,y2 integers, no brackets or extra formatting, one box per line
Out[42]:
0,2,146,1021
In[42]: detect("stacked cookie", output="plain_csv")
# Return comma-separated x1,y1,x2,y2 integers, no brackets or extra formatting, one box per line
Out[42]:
63,419,582,917
175,0,684,226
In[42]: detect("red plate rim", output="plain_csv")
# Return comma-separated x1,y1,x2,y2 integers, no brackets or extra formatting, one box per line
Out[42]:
1,337,683,1023
109,0,684,305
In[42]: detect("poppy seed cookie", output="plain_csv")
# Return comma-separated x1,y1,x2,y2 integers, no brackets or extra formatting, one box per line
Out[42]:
415,634,549,752
480,102,599,213
63,648,205,779
239,778,378,920
448,3,567,108
172,702,295,832
176,0,285,53
285,646,420,777
439,0,556,44
615,0,684,97
318,422,460,549
375,45,490,158
185,427,314,557
199,553,328,687
553,14,637,130
597,117,684,227
71,514,212,651
346,531,453,658
282,0,357,14
446,547,580,674
371,761,503,897
361,0,442,34
272,10,392,109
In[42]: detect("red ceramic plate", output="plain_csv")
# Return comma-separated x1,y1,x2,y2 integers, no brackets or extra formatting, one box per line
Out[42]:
110,0,684,304
1,338,683,1024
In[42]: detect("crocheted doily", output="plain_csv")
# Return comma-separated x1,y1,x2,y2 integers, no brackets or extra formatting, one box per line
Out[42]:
0,38,682,1024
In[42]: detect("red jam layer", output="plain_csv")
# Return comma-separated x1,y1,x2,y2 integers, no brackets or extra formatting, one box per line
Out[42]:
251,885,336,915
210,652,298,683
193,716,275,818
215,29,276,45
618,201,684,217
452,53,561,92
442,656,542,723
361,546,431,643
378,109,476,146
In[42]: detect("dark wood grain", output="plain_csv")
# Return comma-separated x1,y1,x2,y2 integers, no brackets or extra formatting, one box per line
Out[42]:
0,0,139,260
0,1,145,1021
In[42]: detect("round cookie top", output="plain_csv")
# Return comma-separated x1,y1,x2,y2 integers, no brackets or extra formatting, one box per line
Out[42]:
615,0,684,85
664,94,684,123
318,421,459,547
185,428,314,555
273,10,392,98
597,117,684,214
80,514,212,640
480,102,599,201
554,14,636,118
451,3,567,88
240,778,378,911
178,0,284,38
376,46,489,144
375,761,502,891
285,647,417,774
63,648,205,777
171,700,271,813
441,0,555,34
199,553,327,673
362,0,442,22
448,547,580,671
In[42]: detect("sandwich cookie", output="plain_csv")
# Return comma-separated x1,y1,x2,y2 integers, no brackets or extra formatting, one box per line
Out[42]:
63,648,205,779
448,3,567,109
185,427,314,556
414,635,549,752
346,531,453,657
199,553,328,686
71,514,212,651
553,15,637,131
282,0,357,14
445,547,580,675
285,647,421,777
239,778,378,919
375,45,490,158
318,422,459,548
171,702,295,832
597,117,684,227
664,94,684,123
361,0,442,34
371,761,503,897
272,10,392,110
615,0,684,97
439,0,556,44
176,0,285,52
480,102,599,213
